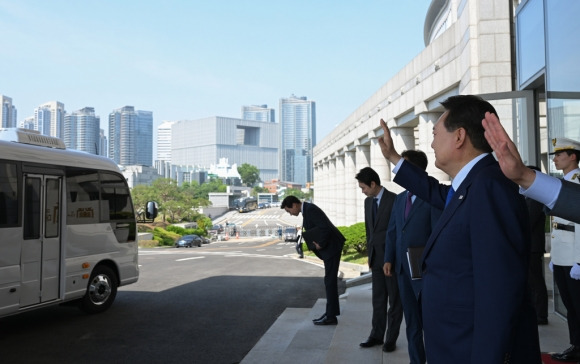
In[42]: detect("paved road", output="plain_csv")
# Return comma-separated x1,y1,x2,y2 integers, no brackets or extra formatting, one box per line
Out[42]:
0,238,344,364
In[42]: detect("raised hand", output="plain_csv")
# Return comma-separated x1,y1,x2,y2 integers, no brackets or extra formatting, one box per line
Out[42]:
482,112,536,188
378,119,402,165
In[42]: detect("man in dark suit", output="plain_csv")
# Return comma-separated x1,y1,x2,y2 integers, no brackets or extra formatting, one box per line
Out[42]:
483,111,580,224
355,167,402,352
383,150,441,364
379,95,541,363
281,195,345,325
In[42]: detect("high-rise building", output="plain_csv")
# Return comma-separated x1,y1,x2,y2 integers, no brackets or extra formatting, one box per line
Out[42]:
157,121,175,162
136,110,153,166
171,116,279,182
64,107,101,154
34,101,65,138
99,129,107,157
279,95,316,187
1,95,17,128
242,104,275,122
108,106,153,166
20,116,34,130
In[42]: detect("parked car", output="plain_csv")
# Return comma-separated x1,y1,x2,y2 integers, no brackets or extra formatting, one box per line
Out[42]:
258,202,269,209
284,227,299,242
200,236,211,244
208,224,224,234
175,234,203,248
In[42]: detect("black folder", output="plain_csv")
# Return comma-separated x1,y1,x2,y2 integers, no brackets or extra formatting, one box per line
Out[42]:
406,246,425,280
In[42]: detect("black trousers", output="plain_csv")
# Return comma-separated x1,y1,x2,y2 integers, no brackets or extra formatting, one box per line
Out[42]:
370,266,403,343
323,253,341,318
528,252,548,321
554,264,580,345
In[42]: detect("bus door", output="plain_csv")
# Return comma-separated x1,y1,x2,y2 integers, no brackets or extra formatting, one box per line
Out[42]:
21,174,62,307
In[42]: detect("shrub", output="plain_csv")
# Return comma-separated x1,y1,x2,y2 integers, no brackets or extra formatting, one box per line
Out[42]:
153,227,181,246
339,222,367,254
166,225,208,237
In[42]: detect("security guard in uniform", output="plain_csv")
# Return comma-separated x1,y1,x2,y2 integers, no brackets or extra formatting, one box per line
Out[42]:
549,137,580,362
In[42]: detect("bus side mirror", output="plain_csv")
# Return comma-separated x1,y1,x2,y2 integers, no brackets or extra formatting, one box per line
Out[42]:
145,201,158,220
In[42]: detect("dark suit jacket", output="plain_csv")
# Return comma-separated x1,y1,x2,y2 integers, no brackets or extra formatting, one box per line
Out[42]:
526,197,546,254
549,179,580,224
364,187,396,269
301,202,345,261
384,192,440,296
394,155,540,364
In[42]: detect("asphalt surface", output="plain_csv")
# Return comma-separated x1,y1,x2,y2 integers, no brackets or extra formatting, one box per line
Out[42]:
0,238,345,364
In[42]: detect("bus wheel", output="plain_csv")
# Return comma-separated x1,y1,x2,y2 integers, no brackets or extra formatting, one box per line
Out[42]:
80,265,118,314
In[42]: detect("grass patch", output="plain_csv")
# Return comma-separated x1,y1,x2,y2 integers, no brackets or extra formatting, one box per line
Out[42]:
139,239,160,248
341,251,368,265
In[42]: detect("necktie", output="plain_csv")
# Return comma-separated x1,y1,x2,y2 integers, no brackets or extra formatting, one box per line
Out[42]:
445,187,455,207
372,197,378,223
404,192,413,219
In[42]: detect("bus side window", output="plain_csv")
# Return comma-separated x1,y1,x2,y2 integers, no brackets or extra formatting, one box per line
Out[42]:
65,170,100,225
0,162,19,227
100,172,135,221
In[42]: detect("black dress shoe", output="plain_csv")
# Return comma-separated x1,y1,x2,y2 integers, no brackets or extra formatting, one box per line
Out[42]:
382,341,396,352
312,313,326,322
551,345,580,361
360,337,383,348
313,317,337,325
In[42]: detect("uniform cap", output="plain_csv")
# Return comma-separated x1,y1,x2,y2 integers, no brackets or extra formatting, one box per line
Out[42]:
549,137,580,154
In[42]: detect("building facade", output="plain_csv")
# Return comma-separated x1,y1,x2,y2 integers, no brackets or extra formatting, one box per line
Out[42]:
280,95,316,187
1,95,17,128
156,120,175,162
171,116,279,182
313,0,533,228
64,107,100,155
242,104,275,122
108,106,153,166
34,101,65,138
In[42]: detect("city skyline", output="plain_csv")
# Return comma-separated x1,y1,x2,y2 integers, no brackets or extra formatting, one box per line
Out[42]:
0,1,430,146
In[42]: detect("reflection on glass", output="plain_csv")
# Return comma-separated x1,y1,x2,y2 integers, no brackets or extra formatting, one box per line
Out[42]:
516,0,545,86
546,1,580,91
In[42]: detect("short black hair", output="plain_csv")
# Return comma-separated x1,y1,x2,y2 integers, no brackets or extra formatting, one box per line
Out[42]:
562,150,580,164
401,150,428,170
281,195,301,209
440,95,496,153
355,167,380,187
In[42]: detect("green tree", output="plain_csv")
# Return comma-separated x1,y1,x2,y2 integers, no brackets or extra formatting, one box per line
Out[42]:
251,186,269,197
238,163,260,187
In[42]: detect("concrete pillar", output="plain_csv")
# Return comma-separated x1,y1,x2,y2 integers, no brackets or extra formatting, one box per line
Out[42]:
355,144,371,223
327,158,337,219
335,154,345,226
418,112,449,182
344,150,357,226
370,137,391,183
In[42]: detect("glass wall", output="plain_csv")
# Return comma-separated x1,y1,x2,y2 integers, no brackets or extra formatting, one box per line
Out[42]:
516,0,545,87
518,0,580,318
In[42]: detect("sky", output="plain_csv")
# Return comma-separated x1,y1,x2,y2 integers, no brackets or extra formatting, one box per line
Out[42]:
0,0,431,148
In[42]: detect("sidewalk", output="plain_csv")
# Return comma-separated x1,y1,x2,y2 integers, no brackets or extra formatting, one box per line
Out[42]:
242,258,571,364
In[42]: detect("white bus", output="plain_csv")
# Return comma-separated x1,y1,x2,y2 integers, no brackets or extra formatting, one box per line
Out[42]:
0,128,156,318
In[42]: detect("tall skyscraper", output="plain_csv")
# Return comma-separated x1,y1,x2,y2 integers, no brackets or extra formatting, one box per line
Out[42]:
34,101,65,138
1,95,17,128
279,95,316,186
99,129,107,157
20,116,34,130
64,107,101,154
242,104,275,122
108,106,153,166
157,120,175,162
136,110,153,166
